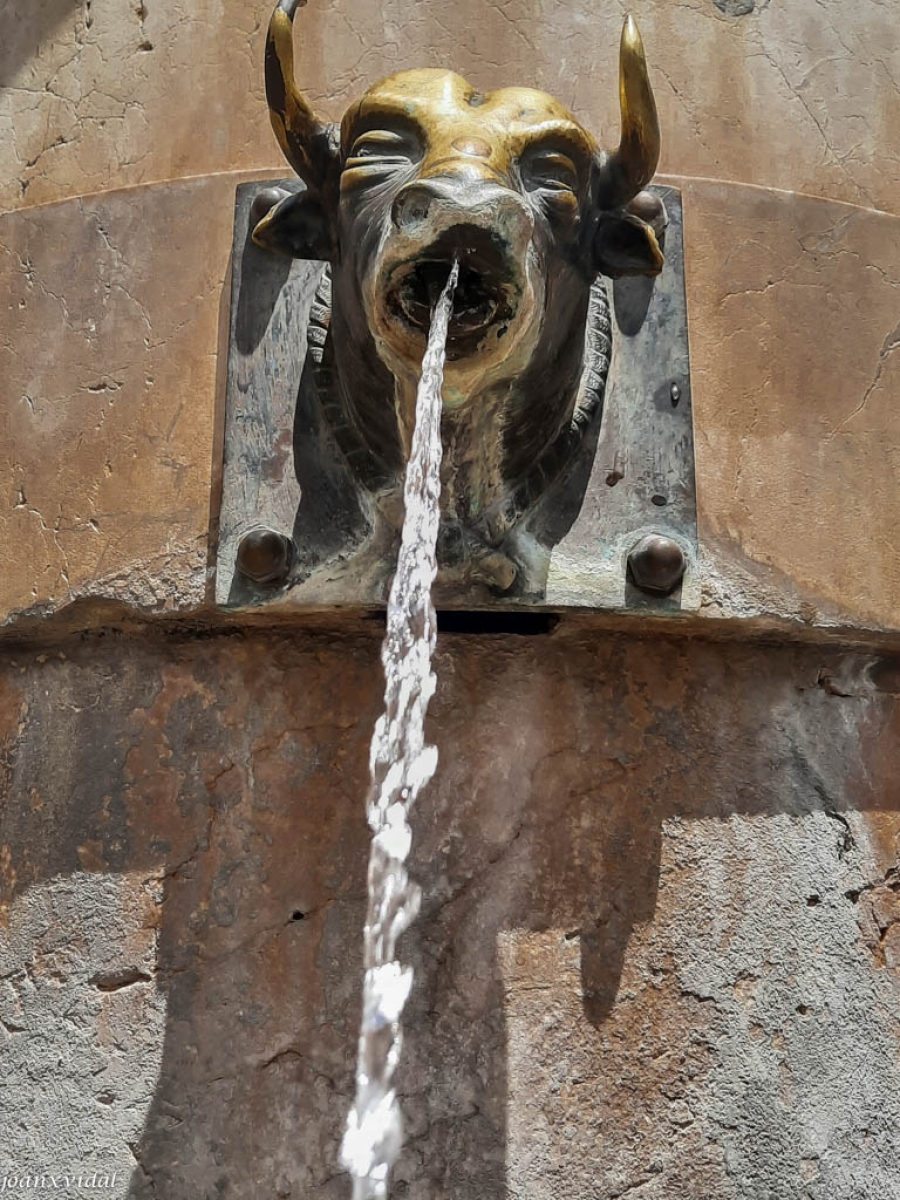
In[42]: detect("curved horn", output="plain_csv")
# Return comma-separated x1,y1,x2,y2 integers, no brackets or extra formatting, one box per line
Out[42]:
265,0,329,187
600,15,660,207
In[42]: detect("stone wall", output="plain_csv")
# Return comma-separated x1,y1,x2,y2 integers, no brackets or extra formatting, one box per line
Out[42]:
2,0,897,214
2,630,899,1198
3,0,899,633
2,0,900,1196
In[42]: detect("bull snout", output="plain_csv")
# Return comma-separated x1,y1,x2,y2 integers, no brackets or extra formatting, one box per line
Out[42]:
391,178,533,260
380,177,535,358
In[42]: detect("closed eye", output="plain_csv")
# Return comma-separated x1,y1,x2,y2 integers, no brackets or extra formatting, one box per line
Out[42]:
345,129,419,167
522,150,579,194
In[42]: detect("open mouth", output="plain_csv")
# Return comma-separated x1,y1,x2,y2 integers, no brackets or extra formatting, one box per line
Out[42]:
385,227,518,358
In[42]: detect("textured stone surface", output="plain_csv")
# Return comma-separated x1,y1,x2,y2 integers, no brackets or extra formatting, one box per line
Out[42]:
1,629,899,1197
685,180,900,631
0,177,233,624
4,175,898,634
0,872,165,1186
2,0,898,216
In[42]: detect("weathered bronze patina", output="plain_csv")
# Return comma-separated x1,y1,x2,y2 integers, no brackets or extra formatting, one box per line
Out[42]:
627,533,686,596
253,0,666,592
236,526,294,586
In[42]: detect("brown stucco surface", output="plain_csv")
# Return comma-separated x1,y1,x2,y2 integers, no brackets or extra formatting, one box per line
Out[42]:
1,0,898,216
1,627,899,1197
682,179,900,631
3,175,898,633
1,177,229,621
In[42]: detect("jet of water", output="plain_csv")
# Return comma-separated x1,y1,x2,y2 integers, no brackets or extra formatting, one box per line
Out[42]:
340,261,459,1200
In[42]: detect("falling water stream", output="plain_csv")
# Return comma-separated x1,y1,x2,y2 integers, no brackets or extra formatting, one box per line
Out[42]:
340,262,460,1200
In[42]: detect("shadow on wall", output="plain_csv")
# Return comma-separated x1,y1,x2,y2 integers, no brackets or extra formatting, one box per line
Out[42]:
0,0,83,89
0,631,899,1197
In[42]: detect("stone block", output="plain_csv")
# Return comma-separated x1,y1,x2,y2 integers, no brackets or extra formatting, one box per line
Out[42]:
0,177,234,624
1,0,896,215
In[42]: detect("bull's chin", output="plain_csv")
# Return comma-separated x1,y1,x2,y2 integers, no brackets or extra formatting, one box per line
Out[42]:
382,303,514,365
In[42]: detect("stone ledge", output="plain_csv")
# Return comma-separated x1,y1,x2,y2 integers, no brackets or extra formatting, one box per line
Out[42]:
2,172,898,636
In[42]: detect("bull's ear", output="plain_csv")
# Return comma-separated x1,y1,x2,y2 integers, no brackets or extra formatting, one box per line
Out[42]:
592,210,663,279
251,188,336,261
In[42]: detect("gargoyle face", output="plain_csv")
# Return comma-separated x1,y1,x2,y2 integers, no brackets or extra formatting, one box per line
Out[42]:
254,1,665,312
338,72,599,395
252,0,667,587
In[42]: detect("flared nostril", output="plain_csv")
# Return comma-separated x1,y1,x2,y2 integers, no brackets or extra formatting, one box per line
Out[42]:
392,185,434,231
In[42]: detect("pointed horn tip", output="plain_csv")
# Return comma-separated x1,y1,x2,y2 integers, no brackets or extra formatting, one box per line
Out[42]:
621,14,646,54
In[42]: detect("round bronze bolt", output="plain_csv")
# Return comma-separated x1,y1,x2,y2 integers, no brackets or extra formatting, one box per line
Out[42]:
627,534,686,596
236,527,293,586
250,185,290,229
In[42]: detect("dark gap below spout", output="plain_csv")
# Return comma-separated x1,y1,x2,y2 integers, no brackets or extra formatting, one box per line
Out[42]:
366,611,560,636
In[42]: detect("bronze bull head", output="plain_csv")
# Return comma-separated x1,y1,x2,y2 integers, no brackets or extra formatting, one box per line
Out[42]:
253,0,665,593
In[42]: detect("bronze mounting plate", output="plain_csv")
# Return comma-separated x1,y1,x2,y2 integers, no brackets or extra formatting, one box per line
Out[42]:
215,183,697,614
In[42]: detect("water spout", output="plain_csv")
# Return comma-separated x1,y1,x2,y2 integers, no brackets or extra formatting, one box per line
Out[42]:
341,262,460,1199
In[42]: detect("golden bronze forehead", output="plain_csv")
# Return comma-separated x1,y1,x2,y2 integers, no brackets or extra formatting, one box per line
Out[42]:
340,69,599,159
265,2,659,207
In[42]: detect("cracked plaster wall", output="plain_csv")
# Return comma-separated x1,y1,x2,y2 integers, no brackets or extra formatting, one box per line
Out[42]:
2,0,900,1197
1,632,900,1198
2,0,899,633
4,173,899,631
1,0,898,216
